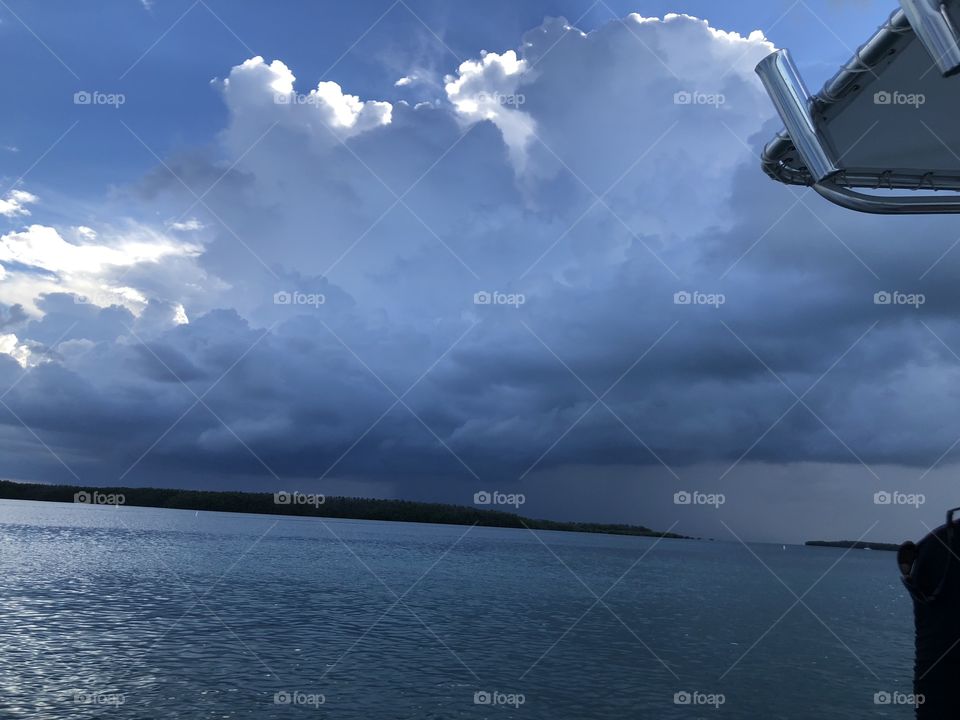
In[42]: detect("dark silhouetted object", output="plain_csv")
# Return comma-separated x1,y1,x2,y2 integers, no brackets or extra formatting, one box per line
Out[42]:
899,507,960,718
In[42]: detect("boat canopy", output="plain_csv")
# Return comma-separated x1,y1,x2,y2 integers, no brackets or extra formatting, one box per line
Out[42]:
757,1,960,213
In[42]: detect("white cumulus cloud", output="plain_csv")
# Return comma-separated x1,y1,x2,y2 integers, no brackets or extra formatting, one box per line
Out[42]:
217,56,392,159
0,189,38,218
0,224,204,316
445,50,534,172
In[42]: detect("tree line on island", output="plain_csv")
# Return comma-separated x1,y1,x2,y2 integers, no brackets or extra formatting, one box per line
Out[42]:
0,480,689,539
805,540,899,551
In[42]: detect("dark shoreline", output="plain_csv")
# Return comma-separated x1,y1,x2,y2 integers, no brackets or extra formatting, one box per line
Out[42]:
0,480,689,539
805,540,899,552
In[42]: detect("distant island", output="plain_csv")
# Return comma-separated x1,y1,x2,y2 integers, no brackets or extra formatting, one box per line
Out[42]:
806,540,899,552
0,480,688,539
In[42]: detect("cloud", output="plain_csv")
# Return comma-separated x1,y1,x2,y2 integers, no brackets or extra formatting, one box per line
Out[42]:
445,49,534,172
217,56,393,159
0,223,206,318
0,224,198,275
0,333,32,367
0,189,38,217
167,218,205,232
0,303,27,330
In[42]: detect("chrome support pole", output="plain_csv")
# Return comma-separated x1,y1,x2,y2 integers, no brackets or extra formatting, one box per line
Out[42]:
900,0,960,76
755,50,839,183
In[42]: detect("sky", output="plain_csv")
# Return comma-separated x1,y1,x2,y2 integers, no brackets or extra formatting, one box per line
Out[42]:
1,0,959,544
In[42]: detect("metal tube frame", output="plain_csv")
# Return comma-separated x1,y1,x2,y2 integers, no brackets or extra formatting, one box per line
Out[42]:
814,180,960,214
899,0,960,76
755,49,839,183
756,6,960,214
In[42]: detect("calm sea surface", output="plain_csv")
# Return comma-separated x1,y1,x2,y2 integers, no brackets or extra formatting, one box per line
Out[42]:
0,500,916,718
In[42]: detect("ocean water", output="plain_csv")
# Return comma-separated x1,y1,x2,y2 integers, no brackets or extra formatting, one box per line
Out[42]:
0,500,917,719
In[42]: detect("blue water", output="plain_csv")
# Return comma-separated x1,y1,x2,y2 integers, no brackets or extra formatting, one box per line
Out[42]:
0,500,916,718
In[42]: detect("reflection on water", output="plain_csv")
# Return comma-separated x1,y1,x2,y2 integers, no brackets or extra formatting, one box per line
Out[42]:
0,500,914,718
